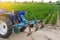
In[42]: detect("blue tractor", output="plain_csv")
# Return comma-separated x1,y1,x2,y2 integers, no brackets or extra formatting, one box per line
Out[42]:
0,9,29,38
0,9,41,38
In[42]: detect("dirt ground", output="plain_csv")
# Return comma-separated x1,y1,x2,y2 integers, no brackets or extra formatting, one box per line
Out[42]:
0,26,60,40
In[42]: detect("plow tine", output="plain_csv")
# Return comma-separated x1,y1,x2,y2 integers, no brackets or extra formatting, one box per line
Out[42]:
40,25,44,29
40,19,44,29
34,23,39,32
35,27,38,32
27,21,33,36
34,16,39,32
27,31,32,36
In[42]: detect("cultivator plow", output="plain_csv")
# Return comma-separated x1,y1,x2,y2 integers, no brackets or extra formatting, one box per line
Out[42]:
0,9,44,38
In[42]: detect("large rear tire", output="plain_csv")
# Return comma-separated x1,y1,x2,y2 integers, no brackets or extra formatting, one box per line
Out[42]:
0,14,12,38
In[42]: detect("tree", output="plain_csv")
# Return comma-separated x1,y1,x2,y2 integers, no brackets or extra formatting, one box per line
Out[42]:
14,0,16,3
32,0,34,3
58,0,60,4
58,0,60,3
42,0,44,3
0,0,2,2
49,1,52,3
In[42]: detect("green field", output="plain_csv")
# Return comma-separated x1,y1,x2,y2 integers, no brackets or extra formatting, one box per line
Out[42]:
0,2,58,25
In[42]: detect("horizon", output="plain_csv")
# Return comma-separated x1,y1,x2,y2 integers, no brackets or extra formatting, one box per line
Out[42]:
0,0,58,3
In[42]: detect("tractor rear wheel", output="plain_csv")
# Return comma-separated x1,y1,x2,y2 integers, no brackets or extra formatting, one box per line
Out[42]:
0,14,12,38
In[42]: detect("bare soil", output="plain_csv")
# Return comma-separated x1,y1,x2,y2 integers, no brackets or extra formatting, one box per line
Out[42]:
0,25,60,40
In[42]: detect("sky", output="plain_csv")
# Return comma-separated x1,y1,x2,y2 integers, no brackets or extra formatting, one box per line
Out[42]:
0,0,58,2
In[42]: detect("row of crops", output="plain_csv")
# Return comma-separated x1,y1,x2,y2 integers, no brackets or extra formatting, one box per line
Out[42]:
51,10,57,25
58,5,60,19
45,5,57,25
0,3,57,25
45,8,55,24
